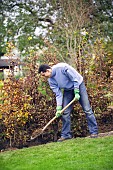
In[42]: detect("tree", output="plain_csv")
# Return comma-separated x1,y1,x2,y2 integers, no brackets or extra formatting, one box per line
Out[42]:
47,0,93,72
0,0,54,56
89,0,113,40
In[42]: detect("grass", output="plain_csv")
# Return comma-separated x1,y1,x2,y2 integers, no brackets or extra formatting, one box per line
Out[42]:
0,136,113,170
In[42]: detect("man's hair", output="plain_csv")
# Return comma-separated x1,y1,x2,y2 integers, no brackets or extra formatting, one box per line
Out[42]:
38,64,51,73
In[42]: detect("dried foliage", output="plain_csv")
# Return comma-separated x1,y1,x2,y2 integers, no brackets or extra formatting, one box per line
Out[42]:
0,39,113,149
0,77,33,147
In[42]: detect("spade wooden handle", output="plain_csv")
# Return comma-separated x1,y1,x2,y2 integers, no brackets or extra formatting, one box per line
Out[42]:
42,98,75,131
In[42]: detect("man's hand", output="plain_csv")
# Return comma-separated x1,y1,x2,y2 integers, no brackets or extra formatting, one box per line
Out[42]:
56,106,62,118
74,89,80,100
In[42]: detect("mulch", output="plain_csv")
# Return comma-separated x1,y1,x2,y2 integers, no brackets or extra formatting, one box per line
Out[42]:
86,131,113,138
97,131,113,137
1,130,113,153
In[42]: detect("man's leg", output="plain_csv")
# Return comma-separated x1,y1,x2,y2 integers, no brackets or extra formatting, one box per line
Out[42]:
79,82,98,135
60,90,74,139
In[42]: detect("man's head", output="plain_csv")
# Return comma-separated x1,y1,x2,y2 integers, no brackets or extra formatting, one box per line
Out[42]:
38,64,52,78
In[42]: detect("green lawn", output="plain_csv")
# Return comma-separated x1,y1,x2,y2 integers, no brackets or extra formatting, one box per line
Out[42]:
0,136,113,170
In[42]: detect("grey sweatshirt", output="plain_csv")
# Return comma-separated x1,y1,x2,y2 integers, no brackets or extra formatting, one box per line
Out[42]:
48,63,83,106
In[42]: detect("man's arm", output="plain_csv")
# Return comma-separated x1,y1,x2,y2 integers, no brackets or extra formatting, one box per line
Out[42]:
63,66,80,89
48,79,63,106
63,66,81,101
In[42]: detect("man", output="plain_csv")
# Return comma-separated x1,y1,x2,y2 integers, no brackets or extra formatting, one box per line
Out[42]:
38,63,98,141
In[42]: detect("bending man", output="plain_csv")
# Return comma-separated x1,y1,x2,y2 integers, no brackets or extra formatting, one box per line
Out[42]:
38,63,98,141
